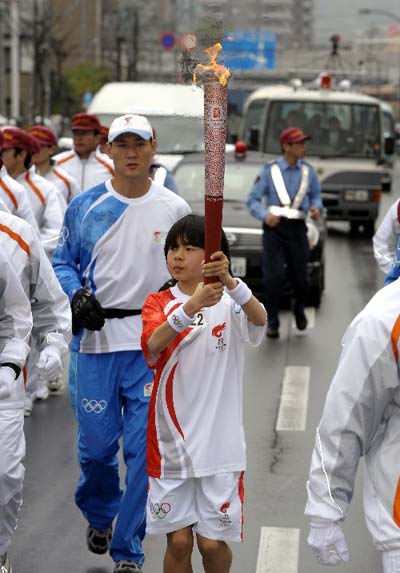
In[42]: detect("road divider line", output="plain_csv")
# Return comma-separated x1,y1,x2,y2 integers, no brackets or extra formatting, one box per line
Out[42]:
276,366,310,431
255,526,300,573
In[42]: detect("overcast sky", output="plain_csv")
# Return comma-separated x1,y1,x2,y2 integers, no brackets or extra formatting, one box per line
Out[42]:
314,0,400,44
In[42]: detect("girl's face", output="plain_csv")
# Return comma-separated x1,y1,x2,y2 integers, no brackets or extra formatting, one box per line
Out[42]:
167,237,205,286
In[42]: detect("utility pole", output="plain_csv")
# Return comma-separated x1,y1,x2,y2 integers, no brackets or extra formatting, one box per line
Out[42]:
10,0,20,120
0,0,5,118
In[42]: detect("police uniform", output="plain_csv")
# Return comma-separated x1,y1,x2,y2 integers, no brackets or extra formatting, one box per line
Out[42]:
246,127,322,336
52,113,114,191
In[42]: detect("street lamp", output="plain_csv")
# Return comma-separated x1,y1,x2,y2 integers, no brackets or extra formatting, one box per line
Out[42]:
359,8,400,118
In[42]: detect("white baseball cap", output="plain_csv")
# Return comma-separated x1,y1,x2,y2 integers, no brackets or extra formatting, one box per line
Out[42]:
108,114,153,142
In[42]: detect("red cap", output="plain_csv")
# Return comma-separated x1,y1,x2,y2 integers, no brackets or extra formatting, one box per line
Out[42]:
99,125,109,143
27,125,57,147
279,127,311,147
71,113,101,132
2,128,40,154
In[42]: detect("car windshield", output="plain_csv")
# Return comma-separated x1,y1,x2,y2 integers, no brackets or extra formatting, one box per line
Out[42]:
264,101,381,158
95,113,205,154
175,161,261,202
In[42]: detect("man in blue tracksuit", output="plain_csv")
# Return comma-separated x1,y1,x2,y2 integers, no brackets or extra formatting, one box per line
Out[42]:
53,114,190,573
246,127,323,339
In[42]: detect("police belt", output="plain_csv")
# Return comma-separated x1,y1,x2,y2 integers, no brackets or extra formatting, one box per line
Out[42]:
269,206,306,220
103,308,142,319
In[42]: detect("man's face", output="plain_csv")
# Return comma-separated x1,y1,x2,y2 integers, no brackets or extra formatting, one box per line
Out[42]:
32,145,52,165
72,130,99,157
284,141,306,160
1,148,25,174
108,133,156,179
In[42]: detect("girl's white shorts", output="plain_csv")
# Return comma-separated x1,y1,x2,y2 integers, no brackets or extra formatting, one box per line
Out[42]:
146,471,245,542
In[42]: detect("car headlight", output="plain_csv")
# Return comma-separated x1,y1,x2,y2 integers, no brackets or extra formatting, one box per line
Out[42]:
225,232,237,246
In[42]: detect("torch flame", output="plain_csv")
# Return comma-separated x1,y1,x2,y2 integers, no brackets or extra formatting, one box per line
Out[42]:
194,43,230,87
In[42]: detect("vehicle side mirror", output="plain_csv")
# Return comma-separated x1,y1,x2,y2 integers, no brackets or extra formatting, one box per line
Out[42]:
384,135,395,155
249,127,260,150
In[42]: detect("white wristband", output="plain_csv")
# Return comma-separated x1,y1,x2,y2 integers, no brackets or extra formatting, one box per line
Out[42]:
227,278,252,306
167,305,193,332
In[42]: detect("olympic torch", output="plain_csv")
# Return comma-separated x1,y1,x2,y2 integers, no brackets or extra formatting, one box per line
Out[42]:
194,43,230,283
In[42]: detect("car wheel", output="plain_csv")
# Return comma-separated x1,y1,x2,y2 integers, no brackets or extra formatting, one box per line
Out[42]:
362,220,375,239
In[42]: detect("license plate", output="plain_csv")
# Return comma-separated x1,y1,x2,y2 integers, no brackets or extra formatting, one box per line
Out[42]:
344,190,369,201
231,257,247,277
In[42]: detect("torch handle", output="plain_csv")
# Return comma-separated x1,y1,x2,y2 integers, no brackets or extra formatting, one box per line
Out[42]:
204,197,223,284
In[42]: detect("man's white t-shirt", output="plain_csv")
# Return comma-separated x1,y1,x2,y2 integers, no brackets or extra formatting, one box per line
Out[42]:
141,285,266,479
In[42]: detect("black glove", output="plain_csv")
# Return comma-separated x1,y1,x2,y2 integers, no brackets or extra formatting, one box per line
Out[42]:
71,289,106,335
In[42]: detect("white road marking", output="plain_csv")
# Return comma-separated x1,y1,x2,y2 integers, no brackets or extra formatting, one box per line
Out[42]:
256,527,300,573
276,366,310,431
292,307,315,330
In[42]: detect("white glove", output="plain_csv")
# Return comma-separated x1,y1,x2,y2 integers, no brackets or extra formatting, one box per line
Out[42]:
37,345,63,382
0,366,17,400
307,520,350,565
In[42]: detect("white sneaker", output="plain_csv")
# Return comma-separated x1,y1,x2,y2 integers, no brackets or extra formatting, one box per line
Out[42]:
24,394,34,417
0,552,12,573
35,386,49,400
48,377,65,395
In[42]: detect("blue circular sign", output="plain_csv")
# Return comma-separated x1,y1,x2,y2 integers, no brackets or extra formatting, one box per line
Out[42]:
160,32,176,50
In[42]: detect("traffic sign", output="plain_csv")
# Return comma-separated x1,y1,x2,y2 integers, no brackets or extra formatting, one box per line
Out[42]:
160,32,176,50
222,30,276,71
180,32,198,51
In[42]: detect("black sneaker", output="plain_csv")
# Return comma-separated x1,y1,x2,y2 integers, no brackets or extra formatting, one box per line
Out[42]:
267,325,280,339
114,561,143,573
0,553,12,573
86,525,112,554
294,306,308,331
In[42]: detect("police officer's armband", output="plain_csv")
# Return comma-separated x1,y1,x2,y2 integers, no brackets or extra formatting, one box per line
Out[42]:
227,278,252,306
167,305,193,332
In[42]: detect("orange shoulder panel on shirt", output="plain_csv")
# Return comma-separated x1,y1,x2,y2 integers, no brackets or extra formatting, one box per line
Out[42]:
391,314,400,362
25,172,45,206
0,223,30,256
95,155,114,176
56,153,75,166
0,179,18,209
53,168,72,200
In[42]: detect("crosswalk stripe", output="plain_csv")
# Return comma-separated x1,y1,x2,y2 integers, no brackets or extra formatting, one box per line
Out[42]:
276,366,310,431
255,527,300,573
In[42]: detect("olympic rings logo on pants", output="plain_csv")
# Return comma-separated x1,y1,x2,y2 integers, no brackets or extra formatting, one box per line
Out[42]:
81,398,107,414
150,502,171,520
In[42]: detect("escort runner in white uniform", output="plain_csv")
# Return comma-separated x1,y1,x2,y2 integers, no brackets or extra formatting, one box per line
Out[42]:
1,128,64,258
373,198,400,274
0,210,71,414
53,113,114,191
0,247,32,573
28,125,80,207
305,277,400,572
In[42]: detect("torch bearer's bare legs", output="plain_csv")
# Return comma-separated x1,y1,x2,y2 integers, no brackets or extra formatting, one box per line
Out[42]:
164,527,194,573
197,533,232,572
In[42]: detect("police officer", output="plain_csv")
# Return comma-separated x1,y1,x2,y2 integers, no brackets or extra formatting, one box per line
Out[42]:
246,127,323,339
53,113,114,191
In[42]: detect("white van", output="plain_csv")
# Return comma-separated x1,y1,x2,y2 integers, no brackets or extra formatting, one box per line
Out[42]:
239,79,396,237
88,82,205,170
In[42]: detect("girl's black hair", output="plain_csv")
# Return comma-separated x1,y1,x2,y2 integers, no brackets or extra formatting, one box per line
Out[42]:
164,213,230,260
159,213,231,292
